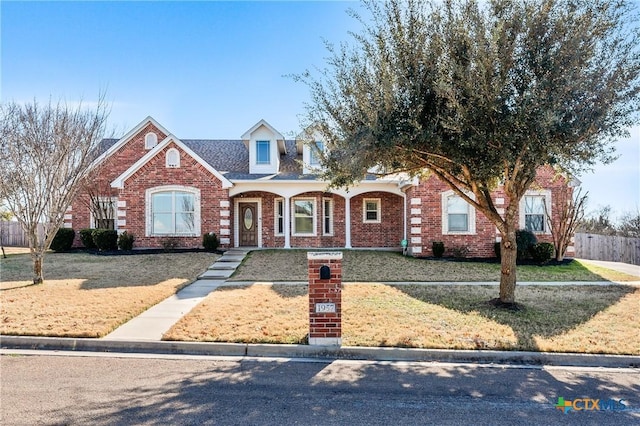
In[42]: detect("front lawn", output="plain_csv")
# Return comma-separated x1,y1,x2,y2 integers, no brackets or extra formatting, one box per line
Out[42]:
228,249,639,282
0,251,217,337
163,283,640,355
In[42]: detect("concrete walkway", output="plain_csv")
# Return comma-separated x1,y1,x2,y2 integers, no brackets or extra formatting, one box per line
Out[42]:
105,249,250,341
576,258,640,278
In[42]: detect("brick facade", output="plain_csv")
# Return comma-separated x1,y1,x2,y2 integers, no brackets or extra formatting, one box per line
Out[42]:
67,117,575,257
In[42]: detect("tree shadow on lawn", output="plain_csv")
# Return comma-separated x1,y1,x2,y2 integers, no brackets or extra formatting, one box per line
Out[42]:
395,284,637,353
38,357,639,425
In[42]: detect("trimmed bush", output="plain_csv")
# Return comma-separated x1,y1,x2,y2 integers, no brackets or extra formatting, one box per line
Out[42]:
161,237,179,252
516,229,538,260
79,228,97,249
202,232,220,252
531,242,554,264
50,228,75,252
92,229,118,251
117,231,135,251
432,241,445,258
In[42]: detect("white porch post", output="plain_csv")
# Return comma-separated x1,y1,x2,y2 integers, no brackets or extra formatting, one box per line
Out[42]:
284,196,291,248
345,196,352,248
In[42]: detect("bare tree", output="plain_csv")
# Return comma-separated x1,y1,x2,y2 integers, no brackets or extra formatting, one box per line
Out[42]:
0,97,110,284
544,186,588,261
617,210,640,237
78,161,117,230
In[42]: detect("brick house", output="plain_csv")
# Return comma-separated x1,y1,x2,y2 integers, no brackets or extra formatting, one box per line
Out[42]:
65,116,577,257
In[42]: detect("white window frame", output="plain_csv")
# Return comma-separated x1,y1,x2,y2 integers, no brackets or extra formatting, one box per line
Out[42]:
520,190,551,234
145,132,158,149
322,197,334,236
310,141,324,167
362,198,381,223
274,198,284,236
256,140,271,165
165,148,180,168
90,196,118,230
145,185,201,237
292,197,316,236
441,190,476,235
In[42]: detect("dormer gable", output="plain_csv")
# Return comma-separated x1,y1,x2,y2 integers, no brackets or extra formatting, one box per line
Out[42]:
297,126,327,175
241,119,286,174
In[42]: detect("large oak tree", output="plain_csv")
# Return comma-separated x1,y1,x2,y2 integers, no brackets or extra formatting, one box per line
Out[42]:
298,0,640,304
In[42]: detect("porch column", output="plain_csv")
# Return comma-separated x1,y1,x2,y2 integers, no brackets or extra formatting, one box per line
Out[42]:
284,196,291,248
344,196,352,248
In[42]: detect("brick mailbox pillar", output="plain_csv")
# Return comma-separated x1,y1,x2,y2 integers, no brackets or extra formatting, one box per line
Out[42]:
307,252,343,346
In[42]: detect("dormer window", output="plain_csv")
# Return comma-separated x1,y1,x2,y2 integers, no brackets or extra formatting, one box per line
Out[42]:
145,132,158,149
256,140,271,164
166,148,180,168
310,141,323,166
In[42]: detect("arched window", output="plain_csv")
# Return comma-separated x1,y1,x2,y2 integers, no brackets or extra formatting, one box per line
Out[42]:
145,132,158,149
166,148,180,168
146,186,201,236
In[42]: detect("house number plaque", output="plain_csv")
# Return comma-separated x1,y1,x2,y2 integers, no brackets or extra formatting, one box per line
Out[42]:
315,303,336,313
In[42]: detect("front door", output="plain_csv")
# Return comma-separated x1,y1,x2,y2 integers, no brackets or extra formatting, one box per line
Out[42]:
239,202,258,246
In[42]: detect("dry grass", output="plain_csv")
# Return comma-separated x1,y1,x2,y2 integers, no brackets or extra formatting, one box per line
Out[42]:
0,251,216,337
229,249,639,282
163,283,640,355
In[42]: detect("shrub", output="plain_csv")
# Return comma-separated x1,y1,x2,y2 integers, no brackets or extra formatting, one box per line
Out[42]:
531,242,554,264
117,231,135,251
516,229,538,260
494,242,501,259
432,241,445,258
92,229,118,251
50,228,75,252
161,237,179,252
202,232,220,252
79,228,97,249
450,246,470,258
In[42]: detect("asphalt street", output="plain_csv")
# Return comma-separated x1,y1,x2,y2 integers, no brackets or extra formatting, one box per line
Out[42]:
1,351,638,425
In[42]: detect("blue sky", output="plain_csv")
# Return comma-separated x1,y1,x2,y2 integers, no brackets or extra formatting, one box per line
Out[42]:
2,1,638,221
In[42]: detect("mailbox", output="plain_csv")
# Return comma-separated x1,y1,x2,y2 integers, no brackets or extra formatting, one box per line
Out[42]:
319,265,331,280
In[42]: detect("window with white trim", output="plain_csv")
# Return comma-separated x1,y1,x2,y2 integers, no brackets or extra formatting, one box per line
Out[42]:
256,140,270,164
165,148,180,168
363,198,381,223
275,198,284,235
524,195,546,233
323,198,333,236
310,141,324,166
90,197,117,230
441,191,476,234
145,132,158,149
293,198,316,236
147,187,200,236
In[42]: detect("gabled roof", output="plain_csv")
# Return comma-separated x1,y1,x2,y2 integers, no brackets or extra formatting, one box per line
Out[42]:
111,135,233,189
91,116,171,167
241,119,287,154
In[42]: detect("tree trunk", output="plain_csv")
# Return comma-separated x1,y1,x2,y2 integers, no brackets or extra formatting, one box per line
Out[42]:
499,226,517,304
33,254,43,285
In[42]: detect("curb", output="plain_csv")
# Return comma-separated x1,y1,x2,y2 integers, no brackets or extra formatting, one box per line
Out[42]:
2,336,638,368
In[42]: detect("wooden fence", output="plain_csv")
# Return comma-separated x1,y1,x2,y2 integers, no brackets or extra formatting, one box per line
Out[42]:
0,221,45,247
574,233,640,265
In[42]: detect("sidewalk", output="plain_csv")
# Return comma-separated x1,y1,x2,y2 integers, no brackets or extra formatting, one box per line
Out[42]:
105,249,250,341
